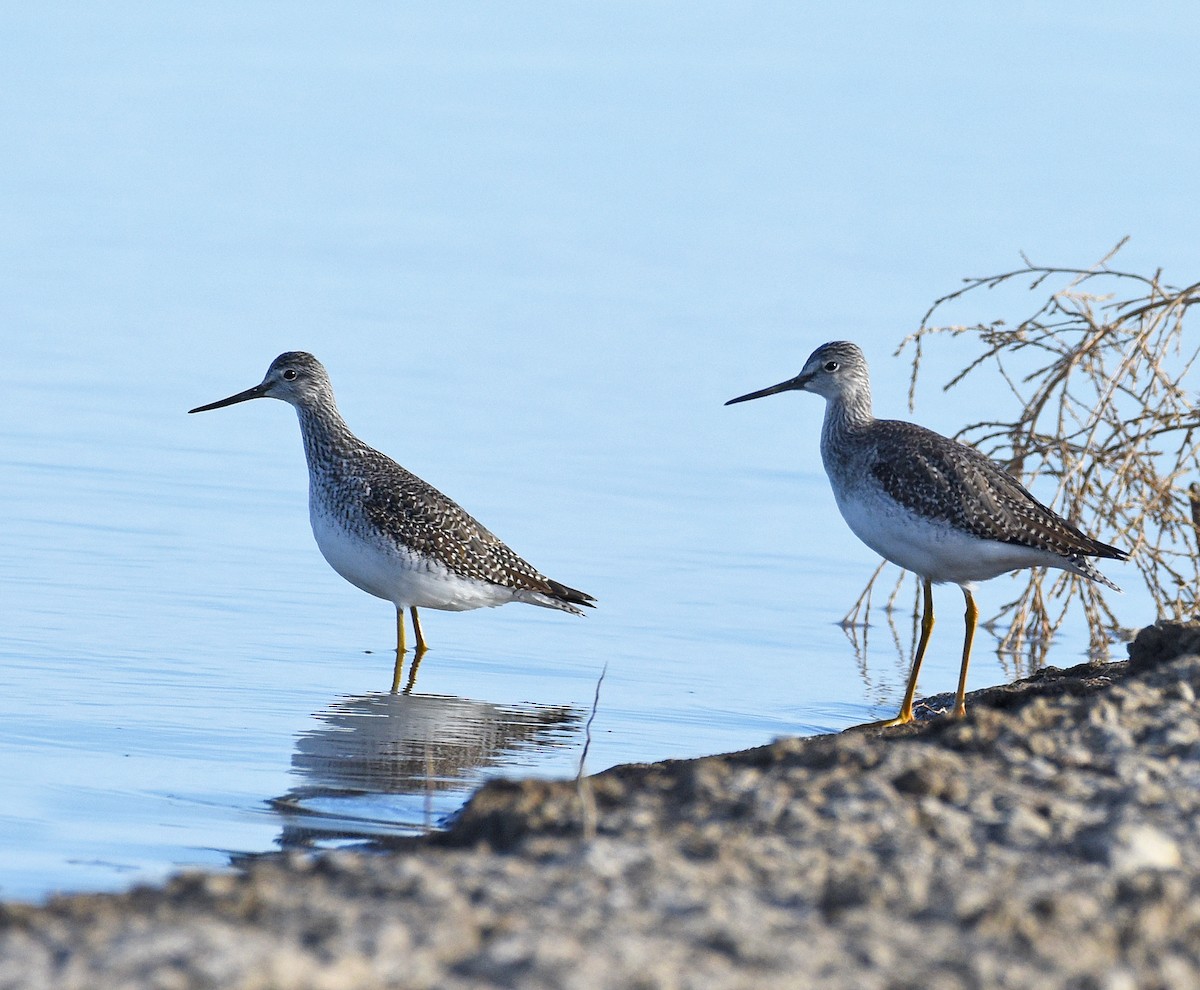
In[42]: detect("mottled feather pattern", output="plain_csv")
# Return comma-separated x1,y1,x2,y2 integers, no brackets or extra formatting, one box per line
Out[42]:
190,350,594,647
864,420,1127,563
302,413,594,608
727,338,1125,724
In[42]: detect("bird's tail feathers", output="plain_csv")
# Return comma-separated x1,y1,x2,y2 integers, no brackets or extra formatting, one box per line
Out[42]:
519,579,597,615
1071,555,1123,593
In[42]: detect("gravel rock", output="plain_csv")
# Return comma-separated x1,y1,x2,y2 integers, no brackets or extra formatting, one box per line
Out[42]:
5,622,1200,989
1127,620,1200,672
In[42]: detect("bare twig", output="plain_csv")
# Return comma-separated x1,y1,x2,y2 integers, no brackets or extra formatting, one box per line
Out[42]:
859,241,1200,668
576,663,607,841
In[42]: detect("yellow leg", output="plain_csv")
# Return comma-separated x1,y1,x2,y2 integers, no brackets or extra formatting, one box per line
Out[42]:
952,588,977,719
390,607,429,694
410,606,428,654
390,608,408,693
868,577,935,728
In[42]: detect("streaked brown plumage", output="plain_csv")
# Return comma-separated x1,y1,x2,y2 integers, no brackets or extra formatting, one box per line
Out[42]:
190,352,594,664
727,340,1125,725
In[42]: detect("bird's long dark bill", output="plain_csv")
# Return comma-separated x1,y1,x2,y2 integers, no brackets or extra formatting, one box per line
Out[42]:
725,375,807,406
188,383,269,414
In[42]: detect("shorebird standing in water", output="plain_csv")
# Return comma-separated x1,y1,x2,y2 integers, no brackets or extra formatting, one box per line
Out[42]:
190,352,594,690
726,340,1126,725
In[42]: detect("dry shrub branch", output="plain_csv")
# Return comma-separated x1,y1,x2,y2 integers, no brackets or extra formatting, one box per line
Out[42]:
847,240,1200,667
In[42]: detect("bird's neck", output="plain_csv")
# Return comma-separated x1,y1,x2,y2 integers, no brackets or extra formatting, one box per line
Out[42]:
294,398,360,474
820,387,874,465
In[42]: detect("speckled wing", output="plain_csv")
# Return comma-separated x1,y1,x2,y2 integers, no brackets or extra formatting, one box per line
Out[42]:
357,450,588,601
867,420,1126,561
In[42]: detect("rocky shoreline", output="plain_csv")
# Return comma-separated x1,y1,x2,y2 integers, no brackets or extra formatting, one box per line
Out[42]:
3,622,1200,989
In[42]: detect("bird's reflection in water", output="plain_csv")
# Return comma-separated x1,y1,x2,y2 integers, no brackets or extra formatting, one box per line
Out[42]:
271,691,582,848
841,585,921,712
389,646,422,695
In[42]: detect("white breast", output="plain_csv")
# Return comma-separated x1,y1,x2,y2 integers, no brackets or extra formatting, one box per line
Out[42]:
833,485,1068,586
308,499,522,612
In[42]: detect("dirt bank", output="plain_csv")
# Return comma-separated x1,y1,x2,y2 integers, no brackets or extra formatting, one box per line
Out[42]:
3,622,1199,990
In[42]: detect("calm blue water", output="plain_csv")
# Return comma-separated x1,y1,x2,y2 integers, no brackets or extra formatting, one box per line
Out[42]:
0,3,1188,901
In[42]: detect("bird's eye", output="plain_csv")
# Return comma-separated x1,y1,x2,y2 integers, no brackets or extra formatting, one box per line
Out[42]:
823,360,839,372
282,369,298,381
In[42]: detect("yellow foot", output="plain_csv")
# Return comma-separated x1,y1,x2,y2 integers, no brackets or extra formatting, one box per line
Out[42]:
857,710,915,730
858,701,967,729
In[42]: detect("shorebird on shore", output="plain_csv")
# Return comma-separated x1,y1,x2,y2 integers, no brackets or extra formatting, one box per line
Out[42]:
726,340,1126,725
190,352,594,689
